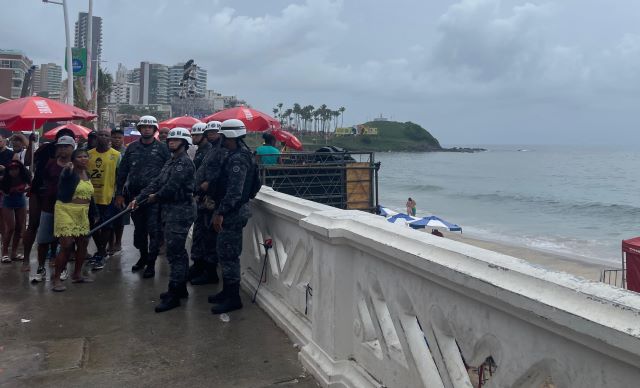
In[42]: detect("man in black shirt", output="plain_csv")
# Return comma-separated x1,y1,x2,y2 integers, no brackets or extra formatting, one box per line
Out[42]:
22,128,75,271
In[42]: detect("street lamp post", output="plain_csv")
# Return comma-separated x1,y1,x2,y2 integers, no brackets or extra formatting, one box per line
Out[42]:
85,0,93,101
43,0,74,105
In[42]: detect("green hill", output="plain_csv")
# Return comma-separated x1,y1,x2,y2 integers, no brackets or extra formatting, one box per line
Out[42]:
297,121,442,152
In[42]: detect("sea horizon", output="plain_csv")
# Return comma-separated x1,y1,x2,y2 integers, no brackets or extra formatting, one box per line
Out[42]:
375,144,639,266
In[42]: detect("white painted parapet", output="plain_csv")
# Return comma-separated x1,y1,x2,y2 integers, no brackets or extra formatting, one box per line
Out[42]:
241,187,640,387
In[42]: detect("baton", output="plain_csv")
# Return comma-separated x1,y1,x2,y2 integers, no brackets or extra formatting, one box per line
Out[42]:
87,198,148,236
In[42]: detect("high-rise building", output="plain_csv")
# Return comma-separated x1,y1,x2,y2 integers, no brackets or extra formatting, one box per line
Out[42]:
114,63,129,83
138,62,169,105
168,62,207,98
108,82,139,105
0,49,33,99
33,63,62,100
74,12,103,63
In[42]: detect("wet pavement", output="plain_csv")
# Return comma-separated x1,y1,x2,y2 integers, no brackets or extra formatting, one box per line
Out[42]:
0,226,317,388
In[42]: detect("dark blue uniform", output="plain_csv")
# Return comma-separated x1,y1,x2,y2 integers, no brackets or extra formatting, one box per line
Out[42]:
191,139,227,272
117,139,170,265
137,151,196,284
213,147,253,284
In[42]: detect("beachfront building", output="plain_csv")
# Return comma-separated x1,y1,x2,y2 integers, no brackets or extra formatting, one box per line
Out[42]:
136,61,169,105
168,62,207,98
0,49,33,99
74,12,102,64
33,63,62,101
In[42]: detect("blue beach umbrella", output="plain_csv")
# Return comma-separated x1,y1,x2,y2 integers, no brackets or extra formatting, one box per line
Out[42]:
409,215,462,232
387,213,419,225
378,205,398,217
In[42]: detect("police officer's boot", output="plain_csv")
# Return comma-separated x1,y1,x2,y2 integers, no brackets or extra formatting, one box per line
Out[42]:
131,250,148,272
190,263,219,285
187,260,205,281
161,282,189,300
142,257,156,278
155,282,182,313
211,282,243,314
207,284,227,304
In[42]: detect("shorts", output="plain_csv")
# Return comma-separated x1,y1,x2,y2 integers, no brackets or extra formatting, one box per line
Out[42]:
96,201,119,229
3,193,25,208
36,211,55,244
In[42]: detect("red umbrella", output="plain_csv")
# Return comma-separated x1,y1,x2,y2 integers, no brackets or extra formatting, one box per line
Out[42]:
271,129,303,151
202,107,280,132
44,123,93,140
158,115,202,129
0,96,96,131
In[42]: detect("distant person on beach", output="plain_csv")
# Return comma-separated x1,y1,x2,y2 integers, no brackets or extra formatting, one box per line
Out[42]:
255,133,281,165
431,229,444,237
406,197,416,216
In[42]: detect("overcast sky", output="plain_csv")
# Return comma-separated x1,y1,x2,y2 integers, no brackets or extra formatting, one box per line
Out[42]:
2,0,640,145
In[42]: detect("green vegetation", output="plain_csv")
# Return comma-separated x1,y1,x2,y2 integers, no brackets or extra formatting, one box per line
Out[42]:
298,121,442,152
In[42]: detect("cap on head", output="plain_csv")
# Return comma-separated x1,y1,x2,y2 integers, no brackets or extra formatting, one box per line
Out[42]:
204,120,222,134
219,119,247,139
191,122,207,135
167,127,193,145
56,135,76,147
56,127,75,140
136,115,159,130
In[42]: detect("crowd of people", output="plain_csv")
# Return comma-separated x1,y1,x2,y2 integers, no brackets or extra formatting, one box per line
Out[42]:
0,116,259,314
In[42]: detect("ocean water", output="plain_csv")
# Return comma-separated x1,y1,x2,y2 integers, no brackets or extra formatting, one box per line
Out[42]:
375,145,640,265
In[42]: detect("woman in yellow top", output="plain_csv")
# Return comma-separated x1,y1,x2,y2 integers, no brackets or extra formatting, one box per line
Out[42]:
52,149,95,292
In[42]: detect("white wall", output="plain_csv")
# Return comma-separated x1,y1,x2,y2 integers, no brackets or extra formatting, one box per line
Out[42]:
241,188,640,387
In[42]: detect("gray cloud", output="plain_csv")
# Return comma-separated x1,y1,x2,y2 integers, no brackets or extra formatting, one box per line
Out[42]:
2,0,640,144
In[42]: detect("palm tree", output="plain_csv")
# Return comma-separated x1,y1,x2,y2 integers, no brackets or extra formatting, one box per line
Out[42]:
302,105,314,131
332,110,340,132
292,103,301,130
283,108,293,128
338,106,345,127
96,68,113,126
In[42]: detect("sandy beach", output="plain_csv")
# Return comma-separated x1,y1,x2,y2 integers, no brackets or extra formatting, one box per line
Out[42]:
435,230,614,282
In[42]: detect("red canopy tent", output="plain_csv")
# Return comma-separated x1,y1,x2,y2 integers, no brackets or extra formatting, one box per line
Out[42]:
0,96,96,131
270,129,303,150
622,237,640,292
201,107,280,132
44,123,92,140
158,115,201,129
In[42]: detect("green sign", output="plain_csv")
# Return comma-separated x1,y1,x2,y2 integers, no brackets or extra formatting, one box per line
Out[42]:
65,47,87,76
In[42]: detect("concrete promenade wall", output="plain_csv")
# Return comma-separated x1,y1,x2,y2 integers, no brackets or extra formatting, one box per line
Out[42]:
240,187,640,387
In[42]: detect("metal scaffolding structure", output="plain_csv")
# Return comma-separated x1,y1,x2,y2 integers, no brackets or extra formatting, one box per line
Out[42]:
258,151,380,213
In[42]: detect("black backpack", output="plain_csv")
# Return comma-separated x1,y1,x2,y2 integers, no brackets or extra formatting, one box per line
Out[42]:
246,160,262,200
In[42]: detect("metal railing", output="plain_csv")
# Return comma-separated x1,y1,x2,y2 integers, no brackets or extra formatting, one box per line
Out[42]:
600,268,625,288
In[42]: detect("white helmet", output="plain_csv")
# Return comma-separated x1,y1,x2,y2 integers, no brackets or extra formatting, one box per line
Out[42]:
204,120,222,133
136,115,159,129
167,127,193,145
191,122,207,135
219,119,246,138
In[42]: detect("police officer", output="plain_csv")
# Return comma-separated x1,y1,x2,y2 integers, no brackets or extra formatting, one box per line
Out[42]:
189,121,226,285
116,115,170,278
208,119,254,315
131,127,196,313
191,122,210,170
